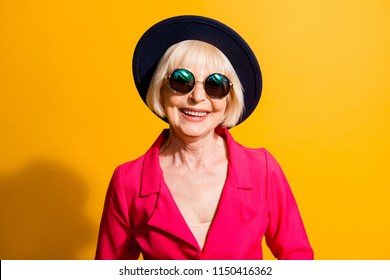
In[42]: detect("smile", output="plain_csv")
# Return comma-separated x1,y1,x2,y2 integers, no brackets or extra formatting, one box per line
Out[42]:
181,109,208,117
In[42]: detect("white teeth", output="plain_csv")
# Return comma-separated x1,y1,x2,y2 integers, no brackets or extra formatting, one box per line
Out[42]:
182,109,207,117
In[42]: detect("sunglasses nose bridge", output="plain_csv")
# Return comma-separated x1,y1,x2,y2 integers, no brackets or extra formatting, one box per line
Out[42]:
189,81,207,101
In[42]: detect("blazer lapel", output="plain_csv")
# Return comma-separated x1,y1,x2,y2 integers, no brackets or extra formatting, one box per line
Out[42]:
147,179,200,250
202,127,254,256
140,129,199,251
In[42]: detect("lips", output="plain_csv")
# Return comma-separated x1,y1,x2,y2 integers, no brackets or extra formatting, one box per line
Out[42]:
181,109,208,117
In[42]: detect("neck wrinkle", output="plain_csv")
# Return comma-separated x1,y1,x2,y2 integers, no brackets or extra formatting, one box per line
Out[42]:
160,129,226,169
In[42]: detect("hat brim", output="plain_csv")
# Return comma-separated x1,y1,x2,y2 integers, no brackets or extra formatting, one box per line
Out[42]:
132,15,262,126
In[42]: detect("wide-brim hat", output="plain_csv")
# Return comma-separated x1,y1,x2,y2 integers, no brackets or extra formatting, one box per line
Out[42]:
132,15,262,126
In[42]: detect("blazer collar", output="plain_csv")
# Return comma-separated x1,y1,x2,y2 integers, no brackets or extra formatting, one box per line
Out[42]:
139,129,168,197
139,127,252,197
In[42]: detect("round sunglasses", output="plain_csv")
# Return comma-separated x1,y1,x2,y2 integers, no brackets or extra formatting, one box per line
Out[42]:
167,68,232,99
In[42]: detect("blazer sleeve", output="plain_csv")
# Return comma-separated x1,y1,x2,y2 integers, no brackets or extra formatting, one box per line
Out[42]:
263,150,314,260
95,166,140,260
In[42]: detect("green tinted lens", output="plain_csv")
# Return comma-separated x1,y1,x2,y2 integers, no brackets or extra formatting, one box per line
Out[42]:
169,69,195,94
205,73,230,98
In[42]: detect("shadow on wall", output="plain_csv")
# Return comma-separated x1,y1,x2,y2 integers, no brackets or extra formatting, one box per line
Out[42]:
0,160,95,259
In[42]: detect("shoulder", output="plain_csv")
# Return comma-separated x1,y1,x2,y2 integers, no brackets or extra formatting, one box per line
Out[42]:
107,155,146,197
222,127,279,167
114,154,146,176
111,129,167,181
227,134,282,175
246,147,285,174
232,140,278,167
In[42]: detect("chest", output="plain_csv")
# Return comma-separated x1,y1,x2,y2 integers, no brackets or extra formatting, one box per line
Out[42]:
162,164,227,225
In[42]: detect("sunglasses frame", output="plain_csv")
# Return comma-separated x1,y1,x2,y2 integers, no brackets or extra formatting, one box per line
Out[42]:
166,68,233,99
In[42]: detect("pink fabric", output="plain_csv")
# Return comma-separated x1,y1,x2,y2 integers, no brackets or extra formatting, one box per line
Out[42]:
95,127,314,260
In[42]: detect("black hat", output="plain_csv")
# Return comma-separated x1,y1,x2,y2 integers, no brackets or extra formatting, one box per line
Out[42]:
132,15,262,126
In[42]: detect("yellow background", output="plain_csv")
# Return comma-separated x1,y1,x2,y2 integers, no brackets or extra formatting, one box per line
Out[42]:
1,0,389,259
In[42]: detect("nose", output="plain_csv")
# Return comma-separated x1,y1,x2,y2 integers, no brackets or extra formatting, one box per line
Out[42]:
189,81,206,103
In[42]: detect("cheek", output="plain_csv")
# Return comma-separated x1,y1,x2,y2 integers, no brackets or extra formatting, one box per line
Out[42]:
162,93,185,120
161,90,180,115
213,99,228,113
164,94,182,109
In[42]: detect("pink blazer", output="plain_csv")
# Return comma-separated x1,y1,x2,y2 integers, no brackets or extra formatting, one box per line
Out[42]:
95,127,313,260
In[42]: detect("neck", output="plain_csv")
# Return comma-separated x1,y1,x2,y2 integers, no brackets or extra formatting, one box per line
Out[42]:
160,128,227,169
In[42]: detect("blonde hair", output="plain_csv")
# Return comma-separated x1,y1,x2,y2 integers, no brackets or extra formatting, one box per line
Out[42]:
146,40,244,128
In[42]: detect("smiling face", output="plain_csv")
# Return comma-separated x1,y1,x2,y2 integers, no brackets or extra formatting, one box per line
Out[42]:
146,40,244,129
162,67,228,139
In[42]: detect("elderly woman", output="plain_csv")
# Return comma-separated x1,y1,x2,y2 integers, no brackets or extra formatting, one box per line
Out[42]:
95,16,313,260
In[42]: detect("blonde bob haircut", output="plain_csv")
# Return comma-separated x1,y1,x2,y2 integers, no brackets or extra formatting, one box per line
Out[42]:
146,40,245,128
